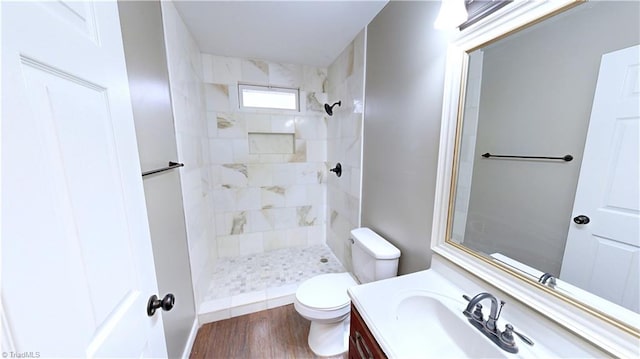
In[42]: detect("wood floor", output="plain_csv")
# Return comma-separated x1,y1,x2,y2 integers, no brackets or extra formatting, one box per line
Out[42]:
190,304,348,359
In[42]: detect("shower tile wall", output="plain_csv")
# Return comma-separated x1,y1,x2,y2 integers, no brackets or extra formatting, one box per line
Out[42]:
326,30,366,271
161,1,214,306
202,53,329,259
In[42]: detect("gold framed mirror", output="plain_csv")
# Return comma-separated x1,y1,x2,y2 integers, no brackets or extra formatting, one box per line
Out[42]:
431,0,639,356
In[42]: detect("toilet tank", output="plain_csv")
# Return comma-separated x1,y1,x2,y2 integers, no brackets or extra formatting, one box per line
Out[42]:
350,227,401,284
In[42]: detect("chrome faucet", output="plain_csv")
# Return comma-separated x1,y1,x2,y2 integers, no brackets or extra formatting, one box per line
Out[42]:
463,292,502,331
538,273,557,288
462,292,534,353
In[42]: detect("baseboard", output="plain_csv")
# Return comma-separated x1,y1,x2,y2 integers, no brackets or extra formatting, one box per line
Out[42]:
181,318,199,359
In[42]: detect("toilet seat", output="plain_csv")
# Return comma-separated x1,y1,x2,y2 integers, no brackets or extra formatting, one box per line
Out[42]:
296,272,357,311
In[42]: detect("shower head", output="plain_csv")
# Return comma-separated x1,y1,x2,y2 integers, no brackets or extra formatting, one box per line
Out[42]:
324,101,342,116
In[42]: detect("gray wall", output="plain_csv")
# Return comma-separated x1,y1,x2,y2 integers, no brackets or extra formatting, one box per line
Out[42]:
464,1,640,276
118,2,196,357
362,1,449,275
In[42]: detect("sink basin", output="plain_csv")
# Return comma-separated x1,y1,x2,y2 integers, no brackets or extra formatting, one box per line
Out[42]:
347,270,541,358
389,290,506,358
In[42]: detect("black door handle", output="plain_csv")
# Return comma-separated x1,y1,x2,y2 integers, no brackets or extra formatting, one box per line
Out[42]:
147,293,175,316
573,215,590,225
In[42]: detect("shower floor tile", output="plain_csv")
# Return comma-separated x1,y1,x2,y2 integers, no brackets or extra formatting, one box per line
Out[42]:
199,244,345,322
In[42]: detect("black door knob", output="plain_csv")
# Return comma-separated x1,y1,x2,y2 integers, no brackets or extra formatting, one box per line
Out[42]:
147,293,175,316
573,215,590,225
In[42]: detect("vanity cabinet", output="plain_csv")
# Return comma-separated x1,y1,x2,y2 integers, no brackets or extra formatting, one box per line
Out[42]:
349,305,387,359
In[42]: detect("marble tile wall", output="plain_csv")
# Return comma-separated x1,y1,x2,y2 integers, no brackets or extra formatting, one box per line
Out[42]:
161,2,214,306
326,30,366,271
202,52,329,259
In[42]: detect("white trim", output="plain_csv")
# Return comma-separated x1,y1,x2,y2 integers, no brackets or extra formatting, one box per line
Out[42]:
431,1,640,357
181,318,199,359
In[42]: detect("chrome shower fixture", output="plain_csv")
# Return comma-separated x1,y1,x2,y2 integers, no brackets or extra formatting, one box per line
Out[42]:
324,101,341,116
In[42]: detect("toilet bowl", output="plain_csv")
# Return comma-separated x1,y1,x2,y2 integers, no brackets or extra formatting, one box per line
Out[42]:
294,228,401,356
294,272,357,356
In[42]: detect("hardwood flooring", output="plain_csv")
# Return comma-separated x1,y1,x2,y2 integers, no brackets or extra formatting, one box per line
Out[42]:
190,304,348,359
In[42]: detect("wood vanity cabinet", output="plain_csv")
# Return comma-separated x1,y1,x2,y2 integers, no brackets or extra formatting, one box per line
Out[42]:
349,305,387,359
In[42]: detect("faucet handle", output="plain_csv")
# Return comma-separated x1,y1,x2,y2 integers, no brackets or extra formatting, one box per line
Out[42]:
472,304,484,322
512,325,534,346
502,324,534,346
500,324,516,346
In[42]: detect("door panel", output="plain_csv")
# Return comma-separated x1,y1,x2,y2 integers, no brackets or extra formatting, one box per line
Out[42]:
1,1,167,357
21,59,138,324
560,45,640,313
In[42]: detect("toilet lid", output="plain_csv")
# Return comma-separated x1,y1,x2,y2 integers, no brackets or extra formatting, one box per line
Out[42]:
296,273,357,310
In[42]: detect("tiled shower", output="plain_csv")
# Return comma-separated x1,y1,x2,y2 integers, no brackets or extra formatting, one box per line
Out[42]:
203,54,329,260
161,1,365,322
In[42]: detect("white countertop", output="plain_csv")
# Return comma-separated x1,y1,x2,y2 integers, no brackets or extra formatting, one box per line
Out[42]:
347,267,603,358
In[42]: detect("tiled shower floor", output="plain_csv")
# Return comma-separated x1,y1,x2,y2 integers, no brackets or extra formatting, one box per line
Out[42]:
198,244,345,323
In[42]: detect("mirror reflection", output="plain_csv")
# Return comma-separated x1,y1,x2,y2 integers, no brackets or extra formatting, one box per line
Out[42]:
450,1,639,313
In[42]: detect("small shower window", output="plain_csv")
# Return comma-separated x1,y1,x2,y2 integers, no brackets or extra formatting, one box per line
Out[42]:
238,84,299,111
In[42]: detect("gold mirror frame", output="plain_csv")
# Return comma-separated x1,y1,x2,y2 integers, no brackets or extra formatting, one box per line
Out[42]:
430,1,639,356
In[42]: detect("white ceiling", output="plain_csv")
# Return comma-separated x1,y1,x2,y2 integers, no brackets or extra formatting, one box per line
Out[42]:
173,1,389,67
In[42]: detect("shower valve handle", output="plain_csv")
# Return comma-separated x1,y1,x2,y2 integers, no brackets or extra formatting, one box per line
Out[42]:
330,163,342,177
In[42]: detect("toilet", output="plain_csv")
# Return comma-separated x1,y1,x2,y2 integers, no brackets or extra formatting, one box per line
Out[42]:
294,227,401,356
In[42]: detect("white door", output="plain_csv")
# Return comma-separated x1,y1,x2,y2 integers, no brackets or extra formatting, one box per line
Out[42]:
1,1,167,357
560,45,640,312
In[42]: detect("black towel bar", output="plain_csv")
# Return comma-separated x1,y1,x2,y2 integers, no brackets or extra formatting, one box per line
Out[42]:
481,153,573,162
142,161,185,177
